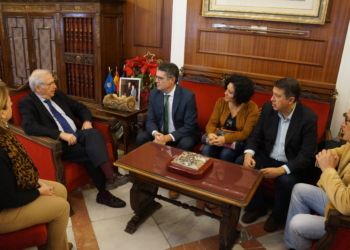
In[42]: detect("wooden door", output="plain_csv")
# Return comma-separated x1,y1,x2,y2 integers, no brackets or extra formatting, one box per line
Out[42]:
1,12,57,87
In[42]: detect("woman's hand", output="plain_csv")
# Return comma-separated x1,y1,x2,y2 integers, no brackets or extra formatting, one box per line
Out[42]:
211,136,225,146
207,133,217,145
38,182,55,196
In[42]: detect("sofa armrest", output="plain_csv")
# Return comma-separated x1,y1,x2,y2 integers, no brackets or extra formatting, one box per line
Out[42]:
91,114,119,161
316,209,350,250
8,124,66,185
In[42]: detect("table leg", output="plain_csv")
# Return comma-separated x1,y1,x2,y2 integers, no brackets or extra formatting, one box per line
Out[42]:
121,121,129,154
219,204,241,250
125,179,162,234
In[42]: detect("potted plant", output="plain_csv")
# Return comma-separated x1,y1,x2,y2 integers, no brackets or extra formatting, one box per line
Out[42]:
123,54,162,102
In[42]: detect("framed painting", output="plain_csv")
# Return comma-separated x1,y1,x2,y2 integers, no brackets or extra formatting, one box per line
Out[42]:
202,0,330,24
119,77,141,110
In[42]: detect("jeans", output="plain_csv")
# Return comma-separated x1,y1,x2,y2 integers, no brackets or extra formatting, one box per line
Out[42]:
201,144,241,163
235,150,303,221
283,183,328,250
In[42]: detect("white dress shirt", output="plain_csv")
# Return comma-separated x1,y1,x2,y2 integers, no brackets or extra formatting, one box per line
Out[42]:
245,104,296,174
152,85,176,141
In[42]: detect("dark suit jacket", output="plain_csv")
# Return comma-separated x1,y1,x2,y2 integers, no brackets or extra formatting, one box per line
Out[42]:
146,85,201,141
245,100,318,173
19,90,92,139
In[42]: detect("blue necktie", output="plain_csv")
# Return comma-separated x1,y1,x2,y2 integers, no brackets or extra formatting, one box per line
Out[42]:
44,99,78,137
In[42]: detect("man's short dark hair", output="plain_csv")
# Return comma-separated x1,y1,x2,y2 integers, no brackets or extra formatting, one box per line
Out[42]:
224,74,255,105
274,77,301,102
157,62,179,83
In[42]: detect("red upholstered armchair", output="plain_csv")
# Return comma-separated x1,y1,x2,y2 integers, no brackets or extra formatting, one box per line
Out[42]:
8,87,119,192
0,224,47,250
314,209,350,250
2,86,120,249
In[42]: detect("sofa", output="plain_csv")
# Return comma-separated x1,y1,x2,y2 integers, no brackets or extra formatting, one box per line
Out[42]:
177,74,335,197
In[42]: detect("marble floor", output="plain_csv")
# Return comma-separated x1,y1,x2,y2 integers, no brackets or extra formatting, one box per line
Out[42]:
25,167,289,250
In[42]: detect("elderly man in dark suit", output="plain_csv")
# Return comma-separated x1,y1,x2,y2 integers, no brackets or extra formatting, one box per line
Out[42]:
19,69,129,208
136,62,201,199
235,77,318,232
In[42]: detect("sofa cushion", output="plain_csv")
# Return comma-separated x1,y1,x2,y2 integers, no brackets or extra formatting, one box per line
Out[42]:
10,90,31,126
0,224,47,250
300,98,330,143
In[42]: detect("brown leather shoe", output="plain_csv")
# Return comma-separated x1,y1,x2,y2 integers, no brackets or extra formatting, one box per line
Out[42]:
168,190,179,199
264,215,283,232
106,173,130,190
206,203,222,217
242,207,268,224
195,200,206,216
96,191,126,208
68,242,73,250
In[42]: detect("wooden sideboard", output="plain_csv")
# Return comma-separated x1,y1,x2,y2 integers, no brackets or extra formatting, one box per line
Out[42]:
0,0,125,104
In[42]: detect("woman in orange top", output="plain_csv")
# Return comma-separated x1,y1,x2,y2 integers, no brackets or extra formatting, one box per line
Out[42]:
201,74,259,163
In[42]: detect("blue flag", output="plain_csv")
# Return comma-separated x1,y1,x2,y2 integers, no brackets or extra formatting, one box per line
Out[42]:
104,72,116,94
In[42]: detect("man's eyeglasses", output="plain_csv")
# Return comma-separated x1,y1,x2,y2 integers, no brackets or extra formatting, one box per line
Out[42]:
155,76,168,81
40,81,56,87
155,75,175,81
345,116,350,125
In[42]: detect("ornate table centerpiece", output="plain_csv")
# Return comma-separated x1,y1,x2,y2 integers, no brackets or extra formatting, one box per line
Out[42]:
167,152,213,179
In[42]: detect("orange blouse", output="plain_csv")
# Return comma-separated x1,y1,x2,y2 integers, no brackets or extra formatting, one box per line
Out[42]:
205,98,259,143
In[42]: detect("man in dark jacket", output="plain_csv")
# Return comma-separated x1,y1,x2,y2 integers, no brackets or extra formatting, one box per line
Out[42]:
235,77,318,232
136,62,201,199
19,69,129,208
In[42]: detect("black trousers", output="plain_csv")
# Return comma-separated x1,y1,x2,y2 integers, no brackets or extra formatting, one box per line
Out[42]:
61,128,110,191
136,131,199,151
235,150,304,221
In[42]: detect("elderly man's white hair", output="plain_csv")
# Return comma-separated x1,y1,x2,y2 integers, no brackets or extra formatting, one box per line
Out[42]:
29,69,52,91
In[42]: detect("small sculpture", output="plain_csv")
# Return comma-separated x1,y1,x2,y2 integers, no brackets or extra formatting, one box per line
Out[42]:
103,94,136,111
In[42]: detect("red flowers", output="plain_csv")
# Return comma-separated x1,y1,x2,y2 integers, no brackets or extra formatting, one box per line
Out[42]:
123,56,161,91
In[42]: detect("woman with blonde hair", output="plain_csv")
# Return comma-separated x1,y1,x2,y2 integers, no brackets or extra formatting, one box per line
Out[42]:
0,83,72,250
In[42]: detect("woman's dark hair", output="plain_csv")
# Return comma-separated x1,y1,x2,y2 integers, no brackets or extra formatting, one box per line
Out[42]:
224,74,255,105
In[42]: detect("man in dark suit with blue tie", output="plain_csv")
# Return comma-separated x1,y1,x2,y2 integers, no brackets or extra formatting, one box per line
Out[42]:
136,62,201,199
19,69,129,208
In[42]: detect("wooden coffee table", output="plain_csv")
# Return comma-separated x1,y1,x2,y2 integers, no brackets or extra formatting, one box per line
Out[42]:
114,142,263,250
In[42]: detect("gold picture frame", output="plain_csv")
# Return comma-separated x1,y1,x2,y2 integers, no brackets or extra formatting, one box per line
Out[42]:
202,0,330,24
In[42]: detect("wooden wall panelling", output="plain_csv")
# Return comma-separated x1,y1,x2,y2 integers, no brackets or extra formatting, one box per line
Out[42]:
1,13,30,86
0,1,126,104
0,43,5,81
123,0,172,63
184,0,350,98
100,11,123,96
61,13,96,102
0,3,58,87
30,13,57,72
133,0,163,47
